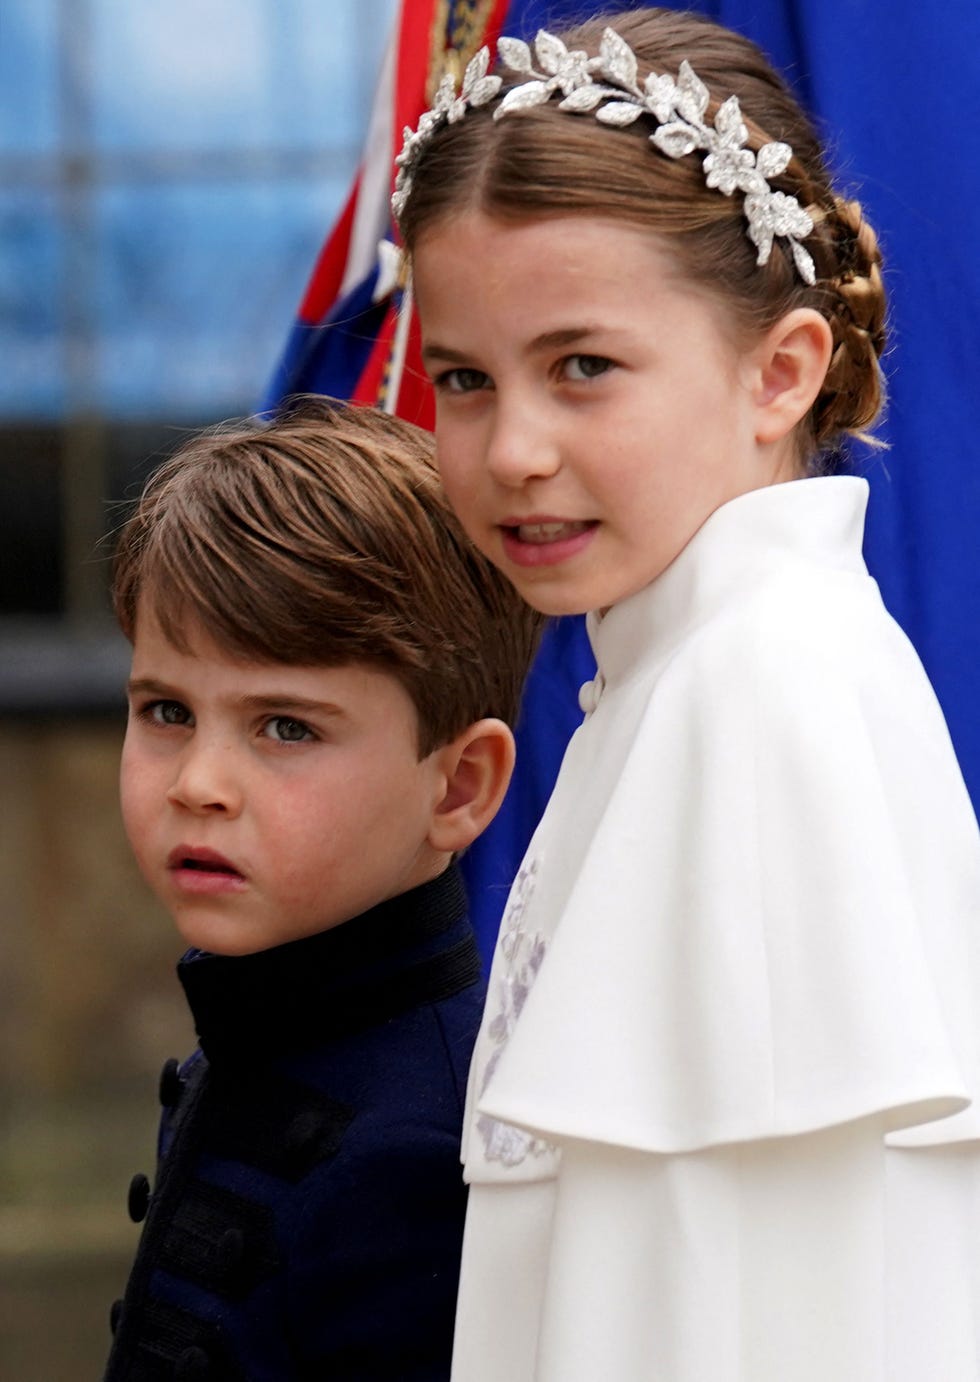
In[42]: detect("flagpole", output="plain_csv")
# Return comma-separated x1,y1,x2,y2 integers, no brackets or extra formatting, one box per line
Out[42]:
381,273,413,414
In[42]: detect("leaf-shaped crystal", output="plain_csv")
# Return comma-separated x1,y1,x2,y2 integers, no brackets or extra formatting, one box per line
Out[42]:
736,167,768,196
534,30,569,78
703,146,755,195
643,72,677,123
558,83,609,112
792,240,817,286
494,81,553,117
744,192,775,263
596,100,644,127
749,230,775,266
498,36,533,73
415,108,440,137
652,121,700,159
598,26,638,88
766,189,812,236
713,95,747,147
755,141,792,179
556,50,593,93
468,75,502,107
674,60,710,122
431,73,458,115
463,46,491,94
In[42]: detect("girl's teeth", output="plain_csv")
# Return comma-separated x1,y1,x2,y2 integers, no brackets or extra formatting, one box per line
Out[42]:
517,521,587,543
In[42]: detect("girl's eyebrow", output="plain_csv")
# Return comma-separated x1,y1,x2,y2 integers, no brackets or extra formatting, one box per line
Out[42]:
527,325,606,353
422,323,610,365
420,341,470,366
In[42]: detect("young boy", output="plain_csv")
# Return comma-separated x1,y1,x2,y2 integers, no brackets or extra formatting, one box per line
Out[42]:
102,398,541,1382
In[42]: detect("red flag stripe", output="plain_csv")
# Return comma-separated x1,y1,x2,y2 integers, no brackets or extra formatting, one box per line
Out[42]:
298,172,362,324
393,0,442,180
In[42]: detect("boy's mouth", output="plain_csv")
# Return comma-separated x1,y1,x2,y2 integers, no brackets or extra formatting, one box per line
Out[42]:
167,846,246,890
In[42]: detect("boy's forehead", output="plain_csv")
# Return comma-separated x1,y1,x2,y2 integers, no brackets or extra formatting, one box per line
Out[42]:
129,601,426,730
129,595,221,673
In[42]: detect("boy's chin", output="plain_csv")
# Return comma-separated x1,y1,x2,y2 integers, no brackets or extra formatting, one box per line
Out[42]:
168,903,361,957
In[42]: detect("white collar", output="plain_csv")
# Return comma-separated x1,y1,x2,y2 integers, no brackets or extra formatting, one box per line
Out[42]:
587,476,870,687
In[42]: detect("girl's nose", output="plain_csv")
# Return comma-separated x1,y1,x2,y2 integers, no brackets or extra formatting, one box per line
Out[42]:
167,739,243,816
484,399,561,488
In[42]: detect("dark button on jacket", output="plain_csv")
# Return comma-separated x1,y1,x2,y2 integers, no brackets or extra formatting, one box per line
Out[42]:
158,1057,182,1109
127,1173,151,1224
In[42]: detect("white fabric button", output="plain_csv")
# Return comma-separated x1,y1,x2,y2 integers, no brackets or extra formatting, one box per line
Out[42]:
578,674,605,714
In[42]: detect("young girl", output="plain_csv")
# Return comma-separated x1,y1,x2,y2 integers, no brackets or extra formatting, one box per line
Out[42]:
394,8,980,1380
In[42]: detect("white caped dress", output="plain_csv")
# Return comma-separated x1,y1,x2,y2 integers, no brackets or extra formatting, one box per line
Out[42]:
452,477,980,1382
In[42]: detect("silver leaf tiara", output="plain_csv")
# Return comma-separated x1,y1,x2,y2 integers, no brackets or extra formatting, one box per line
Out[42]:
392,27,817,286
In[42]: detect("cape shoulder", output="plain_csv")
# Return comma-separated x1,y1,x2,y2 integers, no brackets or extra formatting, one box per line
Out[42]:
478,568,980,1153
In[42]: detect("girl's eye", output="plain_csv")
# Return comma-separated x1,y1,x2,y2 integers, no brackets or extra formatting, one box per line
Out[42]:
563,354,615,382
144,699,192,727
436,366,492,394
264,716,315,744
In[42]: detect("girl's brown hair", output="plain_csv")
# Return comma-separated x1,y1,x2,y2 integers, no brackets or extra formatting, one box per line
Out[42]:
112,398,543,756
399,7,886,467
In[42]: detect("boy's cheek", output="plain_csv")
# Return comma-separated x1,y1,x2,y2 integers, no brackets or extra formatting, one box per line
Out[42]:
119,753,157,859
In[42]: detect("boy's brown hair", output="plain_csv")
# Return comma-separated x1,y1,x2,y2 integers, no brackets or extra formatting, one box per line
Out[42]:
113,397,543,756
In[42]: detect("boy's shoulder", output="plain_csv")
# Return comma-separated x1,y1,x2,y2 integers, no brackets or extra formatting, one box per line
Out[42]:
107,875,484,1380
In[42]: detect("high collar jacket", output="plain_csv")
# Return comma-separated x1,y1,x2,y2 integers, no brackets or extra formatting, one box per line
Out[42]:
104,864,484,1382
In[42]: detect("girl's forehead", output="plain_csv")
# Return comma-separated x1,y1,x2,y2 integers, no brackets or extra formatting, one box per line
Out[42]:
413,210,733,354
415,210,679,306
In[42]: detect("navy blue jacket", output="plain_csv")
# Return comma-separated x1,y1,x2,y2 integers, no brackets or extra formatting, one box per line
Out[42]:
104,865,485,1381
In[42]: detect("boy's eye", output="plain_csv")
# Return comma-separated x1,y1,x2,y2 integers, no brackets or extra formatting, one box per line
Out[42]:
264,716,315,744
437,366,491,394
563,354,615,382
146,699,192,727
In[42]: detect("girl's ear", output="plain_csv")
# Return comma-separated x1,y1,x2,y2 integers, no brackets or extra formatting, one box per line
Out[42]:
750,308,833,445
427,718,516,855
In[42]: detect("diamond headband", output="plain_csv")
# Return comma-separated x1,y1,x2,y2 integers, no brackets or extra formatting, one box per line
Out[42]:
392,27,817,286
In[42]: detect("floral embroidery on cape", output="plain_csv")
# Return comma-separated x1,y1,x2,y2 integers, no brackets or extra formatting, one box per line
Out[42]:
476,857,556,1166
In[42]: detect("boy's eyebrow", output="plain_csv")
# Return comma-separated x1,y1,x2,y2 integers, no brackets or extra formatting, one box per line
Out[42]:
126,676,178,699
126,679,344,718
422,324,607,365
236,693,345,717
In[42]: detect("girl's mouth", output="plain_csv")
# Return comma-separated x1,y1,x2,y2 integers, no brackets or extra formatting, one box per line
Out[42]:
511,520,593,544
500,519,598,567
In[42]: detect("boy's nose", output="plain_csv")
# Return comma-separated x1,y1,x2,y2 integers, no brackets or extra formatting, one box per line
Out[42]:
167,740,243,816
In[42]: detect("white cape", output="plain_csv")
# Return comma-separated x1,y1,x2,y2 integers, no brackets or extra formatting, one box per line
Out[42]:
453,478,980,1382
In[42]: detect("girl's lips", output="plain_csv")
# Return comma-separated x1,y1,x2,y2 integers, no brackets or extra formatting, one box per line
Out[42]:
499,519,598,567
512,520,591,544
167,846,247,894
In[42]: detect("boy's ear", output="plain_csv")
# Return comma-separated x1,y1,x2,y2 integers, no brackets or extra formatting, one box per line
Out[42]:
750,307,833,445
427,718,516,855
